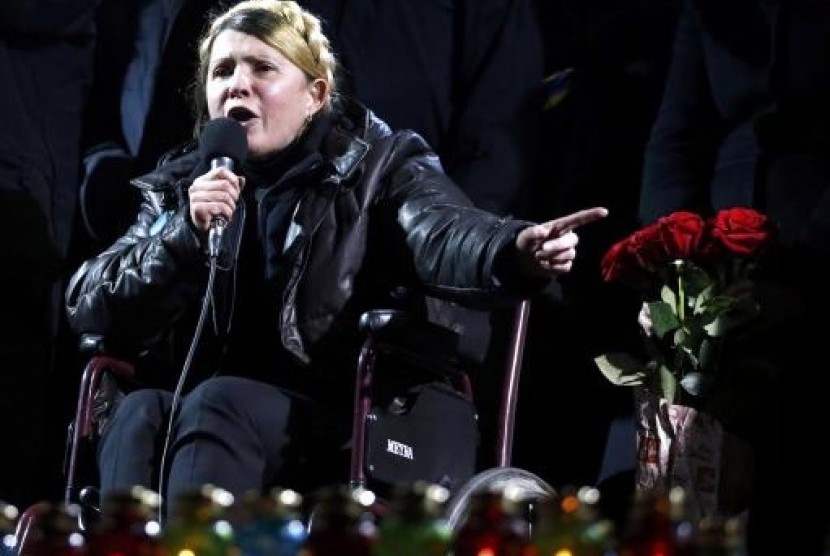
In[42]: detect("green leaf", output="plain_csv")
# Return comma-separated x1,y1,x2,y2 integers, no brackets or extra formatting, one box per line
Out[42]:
697,336,715,371
704,294,736,315
673,326,689,346
593,353,647,386
675,342,700,376
679,372,713,396
703,295,760,336
659,365,677,404
693,284,716,314
703,311,729,337
649,300,680,338
659,283,677,307
682,263,712,298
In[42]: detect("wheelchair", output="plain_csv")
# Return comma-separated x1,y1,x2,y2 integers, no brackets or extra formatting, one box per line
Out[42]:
350,301,557,528
15,298,555,550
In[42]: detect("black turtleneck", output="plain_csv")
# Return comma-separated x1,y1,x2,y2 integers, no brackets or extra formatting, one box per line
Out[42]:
241,111,334,186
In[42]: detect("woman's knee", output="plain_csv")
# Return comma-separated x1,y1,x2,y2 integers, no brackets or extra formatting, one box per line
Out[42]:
177,376,290,432
98,388,172,455
110,389,171,428
181,377,251,411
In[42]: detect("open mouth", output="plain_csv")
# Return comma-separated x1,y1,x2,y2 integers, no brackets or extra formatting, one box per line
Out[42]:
227,106,256,123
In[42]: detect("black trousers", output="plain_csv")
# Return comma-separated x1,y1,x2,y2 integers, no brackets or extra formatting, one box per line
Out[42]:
97,375,349,512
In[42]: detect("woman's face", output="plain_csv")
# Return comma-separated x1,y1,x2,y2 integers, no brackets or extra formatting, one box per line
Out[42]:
206,29,325,159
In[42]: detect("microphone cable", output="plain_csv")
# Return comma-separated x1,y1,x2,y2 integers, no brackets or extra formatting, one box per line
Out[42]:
156,250,222,525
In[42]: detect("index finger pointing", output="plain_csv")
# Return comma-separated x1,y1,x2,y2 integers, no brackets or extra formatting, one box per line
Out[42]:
545,206,609,237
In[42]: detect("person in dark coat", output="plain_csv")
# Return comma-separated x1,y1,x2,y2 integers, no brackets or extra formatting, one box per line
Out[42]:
628,0,830,551
66,0,606,518
0,0,96,508
75,0,545,476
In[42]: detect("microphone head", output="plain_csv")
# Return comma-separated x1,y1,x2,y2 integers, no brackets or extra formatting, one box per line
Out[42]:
198,117,249,167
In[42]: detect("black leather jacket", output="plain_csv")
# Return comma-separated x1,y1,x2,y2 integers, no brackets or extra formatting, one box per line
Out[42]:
65,97,539,379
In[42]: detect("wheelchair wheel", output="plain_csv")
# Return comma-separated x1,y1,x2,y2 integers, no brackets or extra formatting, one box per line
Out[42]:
443,466,557,531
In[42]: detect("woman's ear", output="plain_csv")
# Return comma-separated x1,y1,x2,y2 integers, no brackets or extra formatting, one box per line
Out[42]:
308,78,328,114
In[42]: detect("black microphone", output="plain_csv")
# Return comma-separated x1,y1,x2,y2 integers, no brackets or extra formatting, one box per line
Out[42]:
197,117,248,258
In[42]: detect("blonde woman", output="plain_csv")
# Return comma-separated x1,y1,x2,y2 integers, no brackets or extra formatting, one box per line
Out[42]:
67,0,607,510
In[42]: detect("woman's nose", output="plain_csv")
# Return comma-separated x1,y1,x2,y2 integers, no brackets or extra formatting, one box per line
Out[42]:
227,67,251,98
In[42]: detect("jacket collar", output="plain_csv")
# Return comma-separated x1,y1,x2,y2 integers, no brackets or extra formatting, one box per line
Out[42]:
321,95,372,184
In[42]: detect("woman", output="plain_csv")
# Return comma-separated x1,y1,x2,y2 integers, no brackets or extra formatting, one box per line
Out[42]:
65,0,607,512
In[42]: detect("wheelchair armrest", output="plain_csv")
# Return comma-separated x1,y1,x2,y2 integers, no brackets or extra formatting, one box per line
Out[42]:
74,334,138,441
357,309,476,384
78,333,136,380
65,335,139,506
358,309,460,355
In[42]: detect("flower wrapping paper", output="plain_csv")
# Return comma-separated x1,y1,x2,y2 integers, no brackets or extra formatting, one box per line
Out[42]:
634,387,737,520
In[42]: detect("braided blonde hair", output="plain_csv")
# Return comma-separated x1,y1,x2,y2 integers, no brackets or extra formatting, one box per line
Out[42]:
191,0,338,133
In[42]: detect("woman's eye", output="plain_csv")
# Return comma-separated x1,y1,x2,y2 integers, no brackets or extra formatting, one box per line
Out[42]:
211,65,232,78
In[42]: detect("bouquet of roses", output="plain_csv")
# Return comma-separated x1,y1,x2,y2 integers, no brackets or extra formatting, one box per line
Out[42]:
594,207,776,406
593,207,790,516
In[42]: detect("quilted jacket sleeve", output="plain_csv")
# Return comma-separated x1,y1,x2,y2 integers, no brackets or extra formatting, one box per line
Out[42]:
379,130,547,306
65,188,207,349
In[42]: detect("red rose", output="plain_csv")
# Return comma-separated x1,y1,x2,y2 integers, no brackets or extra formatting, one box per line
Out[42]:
695,224,724,262
600,236,649,287
629,222,669,271
710,207,773,257
599,207,773,288
657,211,706,260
